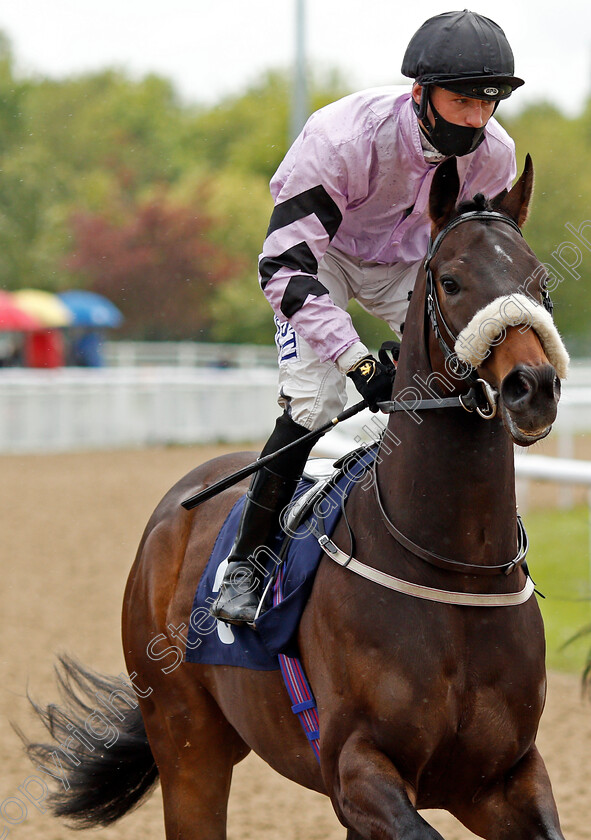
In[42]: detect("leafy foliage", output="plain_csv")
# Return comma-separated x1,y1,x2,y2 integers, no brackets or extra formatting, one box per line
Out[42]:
66,190,241,339
186,69,350,183
0,44,350,341
0,29,590,346
499,103,591,352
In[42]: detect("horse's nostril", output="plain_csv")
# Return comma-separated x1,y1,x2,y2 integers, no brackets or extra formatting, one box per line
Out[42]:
501,364,560,416
502,369,535,409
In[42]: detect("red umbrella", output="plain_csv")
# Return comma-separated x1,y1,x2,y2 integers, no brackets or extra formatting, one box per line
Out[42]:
0,291,42,331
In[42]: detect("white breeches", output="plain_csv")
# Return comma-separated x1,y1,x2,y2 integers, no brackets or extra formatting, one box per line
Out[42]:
274,246,421,429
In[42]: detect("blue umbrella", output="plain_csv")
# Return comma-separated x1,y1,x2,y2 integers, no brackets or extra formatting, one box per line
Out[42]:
57,290,124,328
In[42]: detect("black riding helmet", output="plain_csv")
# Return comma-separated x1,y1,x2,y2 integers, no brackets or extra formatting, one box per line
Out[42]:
401,10,524,156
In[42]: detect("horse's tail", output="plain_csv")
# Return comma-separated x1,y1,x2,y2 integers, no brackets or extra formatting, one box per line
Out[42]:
17,654,159,828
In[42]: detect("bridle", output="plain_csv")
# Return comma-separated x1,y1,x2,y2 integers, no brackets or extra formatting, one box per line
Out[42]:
379,209,554,420
425,209,554,359
373,209,549,581
318,209,554,598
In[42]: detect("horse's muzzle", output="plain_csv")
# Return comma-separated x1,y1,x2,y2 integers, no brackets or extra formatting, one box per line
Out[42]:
499,363,560,445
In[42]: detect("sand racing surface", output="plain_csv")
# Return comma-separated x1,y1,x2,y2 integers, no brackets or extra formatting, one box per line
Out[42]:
0,445,590,840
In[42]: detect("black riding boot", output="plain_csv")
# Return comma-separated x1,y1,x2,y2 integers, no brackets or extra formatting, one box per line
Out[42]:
210,413,313,626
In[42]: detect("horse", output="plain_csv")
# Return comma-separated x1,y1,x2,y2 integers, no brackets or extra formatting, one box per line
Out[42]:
23,155,568,840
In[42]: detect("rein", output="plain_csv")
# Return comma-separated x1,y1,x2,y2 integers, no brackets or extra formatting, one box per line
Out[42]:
372,467,529,576
377,376,498,419
309,463,534,607
371,211,535,581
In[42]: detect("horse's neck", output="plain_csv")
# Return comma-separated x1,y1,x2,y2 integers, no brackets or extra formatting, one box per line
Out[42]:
378,286,518,565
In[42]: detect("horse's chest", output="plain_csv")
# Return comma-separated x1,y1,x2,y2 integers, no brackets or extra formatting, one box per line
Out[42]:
306,551,546,800
365,664,545,806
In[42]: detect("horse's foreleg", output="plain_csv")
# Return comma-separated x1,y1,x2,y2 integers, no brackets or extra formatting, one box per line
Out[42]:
328,732,444,840
452,746,564,840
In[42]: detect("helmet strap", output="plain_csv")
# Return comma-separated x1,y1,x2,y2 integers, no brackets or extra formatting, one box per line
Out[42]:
418,85,430,123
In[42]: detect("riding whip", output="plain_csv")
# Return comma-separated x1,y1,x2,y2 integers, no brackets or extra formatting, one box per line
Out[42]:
181,399,367,510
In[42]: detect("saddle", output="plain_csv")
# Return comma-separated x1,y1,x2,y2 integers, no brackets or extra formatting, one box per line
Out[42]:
282,444,377,542
185,444,378,668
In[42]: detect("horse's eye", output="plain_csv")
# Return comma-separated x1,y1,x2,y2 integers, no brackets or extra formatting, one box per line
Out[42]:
440,276,460,295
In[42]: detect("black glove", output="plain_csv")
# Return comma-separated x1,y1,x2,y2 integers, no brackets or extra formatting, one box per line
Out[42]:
346,354,395,412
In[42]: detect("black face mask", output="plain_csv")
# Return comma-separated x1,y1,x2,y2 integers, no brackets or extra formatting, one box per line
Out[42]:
421,95,486,157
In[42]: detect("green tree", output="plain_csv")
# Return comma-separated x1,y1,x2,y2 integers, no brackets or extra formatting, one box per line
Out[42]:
66,188,241,340
7,36,590,351
0,63,199,292
0,59,352,341
185,69,350,183
172,166,275,344
22,70,193,193
169,69,352,343
0,33,28,154
500,102,591,351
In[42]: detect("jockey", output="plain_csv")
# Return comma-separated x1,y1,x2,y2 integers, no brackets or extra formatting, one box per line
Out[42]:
211,9,524,626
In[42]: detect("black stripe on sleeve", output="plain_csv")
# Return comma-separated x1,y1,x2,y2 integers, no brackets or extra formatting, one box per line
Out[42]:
280,275,329,318
259,242,318,290
266,185,343,240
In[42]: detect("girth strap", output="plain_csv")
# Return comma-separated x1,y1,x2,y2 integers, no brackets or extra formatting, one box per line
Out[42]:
372,470,529,577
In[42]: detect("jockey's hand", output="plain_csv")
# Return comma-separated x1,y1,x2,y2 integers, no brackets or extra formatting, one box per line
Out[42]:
346,354,395,412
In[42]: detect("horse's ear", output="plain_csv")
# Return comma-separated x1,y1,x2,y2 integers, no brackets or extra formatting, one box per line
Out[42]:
429,157,461,233
490,188,508,207
492,154,534,228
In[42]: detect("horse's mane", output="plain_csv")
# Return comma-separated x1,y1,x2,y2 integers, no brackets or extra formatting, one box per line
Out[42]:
455,192,494,216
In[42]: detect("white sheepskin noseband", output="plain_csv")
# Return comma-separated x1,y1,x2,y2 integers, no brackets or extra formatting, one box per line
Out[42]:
454,293,570,380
